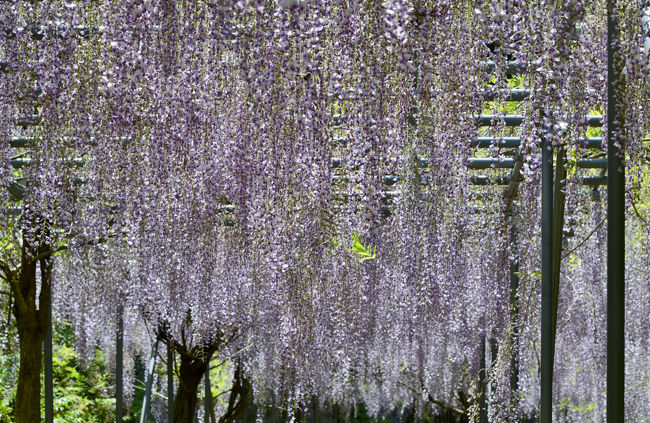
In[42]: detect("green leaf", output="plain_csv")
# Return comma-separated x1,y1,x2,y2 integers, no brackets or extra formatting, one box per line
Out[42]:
348,233,377,262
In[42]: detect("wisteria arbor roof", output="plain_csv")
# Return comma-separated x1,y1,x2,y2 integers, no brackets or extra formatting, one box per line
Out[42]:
1,1,649,422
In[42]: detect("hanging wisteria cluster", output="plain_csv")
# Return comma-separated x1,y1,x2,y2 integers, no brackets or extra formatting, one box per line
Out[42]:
2,0,649,421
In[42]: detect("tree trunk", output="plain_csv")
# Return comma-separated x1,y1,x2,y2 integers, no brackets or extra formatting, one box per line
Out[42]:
15,318,44,423
12,242,49,423
173,353,210,423
159,322,222,423
218,362,250,423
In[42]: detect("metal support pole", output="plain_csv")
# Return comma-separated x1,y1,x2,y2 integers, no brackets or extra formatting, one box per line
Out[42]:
607,1,625,421
541,136,554,423
479,334,488,423
204,369,211,423
168,345,174,423
487,338,498,419
44,281,53,423
116,304,124,423
140,339,159,423
509,217,520,396
551,148,567,350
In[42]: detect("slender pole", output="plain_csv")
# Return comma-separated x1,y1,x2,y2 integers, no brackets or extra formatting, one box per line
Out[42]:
479,334,488,423
540,135,554,423
551,147,567,349
44,280,53,423
204,369,211,423
168,344,174,423
116,304,124,423
509,217,520,396
488,338,498,419
140,339,159,423
607,1,625,421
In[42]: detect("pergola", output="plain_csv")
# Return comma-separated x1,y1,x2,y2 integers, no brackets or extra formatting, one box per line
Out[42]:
1,2,630,422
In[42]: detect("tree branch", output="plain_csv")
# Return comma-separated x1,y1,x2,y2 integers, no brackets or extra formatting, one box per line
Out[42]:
31,245,67,262
427,394,469,418
397,380,468,417
37,256,53,328
561,217,606,261
631,199,648,226
218,362,251,423
31,229,127,262
2,260,28,315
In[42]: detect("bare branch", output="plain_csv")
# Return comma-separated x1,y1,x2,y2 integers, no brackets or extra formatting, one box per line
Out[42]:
397,380,468,418
561,217,606,261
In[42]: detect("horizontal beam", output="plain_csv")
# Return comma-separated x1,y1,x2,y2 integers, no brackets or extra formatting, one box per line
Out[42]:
9,137,35,148
332,190,399,200
476,115,603,128
332,175,404,186
333,136,603,150
473,137,603,149
10,158,30,169
11,113,604,130
2,25,97,41
467,158,605,170
485,61,527,75
7,177,86,200
476,115,524,127
8,181,26,200
470,176,511,185
471,174,607,186
585,115,604,127
10,158,85,169
332,157,427,168
384,175,401,185
473,137,522,148
582,176,607,186
9,135,97,148
5,202,233,219
15,115,41,127
483,89,530,102
576,158,607,169
216,205,235,214
578,138,604,149
467,158,516,169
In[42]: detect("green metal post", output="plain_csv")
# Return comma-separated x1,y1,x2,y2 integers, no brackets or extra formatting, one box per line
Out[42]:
509,217,520,396
44,280,53,423
168,345,174,423
140,339,158,423
479,334,488,423
204,370,211,423
116,304,124,423
541,136,554,423
607,1,625,421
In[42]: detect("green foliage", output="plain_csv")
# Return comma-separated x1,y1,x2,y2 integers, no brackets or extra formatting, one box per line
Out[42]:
348,403,392,423
348,233,377,262
0,351,17,423
45,345,115,423
0,321,115,423
558,398,596,418
207,358,233,412
123,354,148,423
